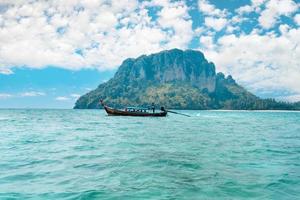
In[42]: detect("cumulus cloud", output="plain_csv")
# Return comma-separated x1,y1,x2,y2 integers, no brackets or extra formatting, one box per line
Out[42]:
295,14,300,26
199,0,229,33
258,0,298,29
204,17,227,31
236,0,266,15
236,5,254,15
198,0,227,17
199,35,214,49
195,0,300,101
201,27,300,101
0,0,193,71
251,0,267,7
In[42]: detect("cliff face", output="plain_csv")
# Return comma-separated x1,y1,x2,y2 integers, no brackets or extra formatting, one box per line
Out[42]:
74,49,298,110
113,49,216,92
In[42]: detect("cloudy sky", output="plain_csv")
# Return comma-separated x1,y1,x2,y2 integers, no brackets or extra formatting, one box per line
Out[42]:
0,0,300,108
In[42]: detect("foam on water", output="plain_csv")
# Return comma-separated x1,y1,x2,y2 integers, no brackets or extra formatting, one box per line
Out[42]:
0,109,299,199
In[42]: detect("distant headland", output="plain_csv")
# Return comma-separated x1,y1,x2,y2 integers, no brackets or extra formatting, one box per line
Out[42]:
74,49,300,110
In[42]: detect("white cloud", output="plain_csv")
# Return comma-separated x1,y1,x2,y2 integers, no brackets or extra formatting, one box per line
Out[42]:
204,17,227,31
200,36,214,49
279,24,290,34
20,91,45,97
294,14,300,26
0,93,12,99
55,96,70,101
251,0,267,7
198,0,227,17
258,0,298,29
200,27,300,101
0,0,193,71
157,1,193,48
199,1,239,35
236,5,254,15
243,0,267,13
225,25,239,34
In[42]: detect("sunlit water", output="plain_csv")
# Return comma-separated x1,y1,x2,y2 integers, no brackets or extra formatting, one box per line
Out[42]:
0,109,299,199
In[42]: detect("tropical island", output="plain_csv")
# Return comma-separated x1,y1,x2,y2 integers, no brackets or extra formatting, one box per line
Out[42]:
74,49,300,110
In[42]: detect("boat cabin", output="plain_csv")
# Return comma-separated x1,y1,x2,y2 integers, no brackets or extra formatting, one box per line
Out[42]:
125,107,150,113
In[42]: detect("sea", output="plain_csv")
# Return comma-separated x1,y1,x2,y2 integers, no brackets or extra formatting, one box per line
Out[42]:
0,109,299,200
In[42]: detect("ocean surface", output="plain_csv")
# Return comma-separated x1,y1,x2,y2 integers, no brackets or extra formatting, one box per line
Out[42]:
0,109,299,200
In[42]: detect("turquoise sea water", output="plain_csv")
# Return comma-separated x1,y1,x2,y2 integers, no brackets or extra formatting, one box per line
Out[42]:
0,109,299,200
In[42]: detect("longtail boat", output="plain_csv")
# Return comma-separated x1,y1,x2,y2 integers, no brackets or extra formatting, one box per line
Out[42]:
100,100,167,117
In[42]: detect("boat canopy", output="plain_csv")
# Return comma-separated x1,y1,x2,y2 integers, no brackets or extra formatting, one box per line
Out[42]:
126,107,149,111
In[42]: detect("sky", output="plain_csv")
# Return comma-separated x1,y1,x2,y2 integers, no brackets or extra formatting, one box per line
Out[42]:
0,0,300,108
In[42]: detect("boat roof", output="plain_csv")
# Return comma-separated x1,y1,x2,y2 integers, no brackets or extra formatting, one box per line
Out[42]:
126,107,149,110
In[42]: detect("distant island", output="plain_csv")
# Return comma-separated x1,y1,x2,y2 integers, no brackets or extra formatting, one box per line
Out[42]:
74,49,300,110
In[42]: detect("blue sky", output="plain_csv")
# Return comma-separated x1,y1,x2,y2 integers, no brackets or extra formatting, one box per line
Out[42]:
0,0,300,108
0,68,114,108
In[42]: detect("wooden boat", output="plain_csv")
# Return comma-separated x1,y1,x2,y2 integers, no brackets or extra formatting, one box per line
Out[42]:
100,100,167,117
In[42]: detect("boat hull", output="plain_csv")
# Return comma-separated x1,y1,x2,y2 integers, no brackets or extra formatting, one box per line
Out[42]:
104,106,167,117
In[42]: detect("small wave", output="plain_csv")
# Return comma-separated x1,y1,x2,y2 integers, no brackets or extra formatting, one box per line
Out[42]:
0,117,10,121
0,172,46,182
75,127,92,131
76,190,106,199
